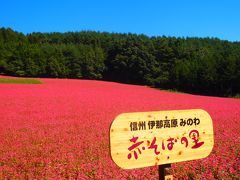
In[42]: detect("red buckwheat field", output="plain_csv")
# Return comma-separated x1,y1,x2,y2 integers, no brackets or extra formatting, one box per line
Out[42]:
0,76,239,179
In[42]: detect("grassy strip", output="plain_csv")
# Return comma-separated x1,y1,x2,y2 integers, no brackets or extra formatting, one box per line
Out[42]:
156,88,186,94
158,87,240,98
232,94,240,99
0,78,42,84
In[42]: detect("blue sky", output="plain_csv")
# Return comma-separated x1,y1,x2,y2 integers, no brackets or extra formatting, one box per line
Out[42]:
1,0,240,41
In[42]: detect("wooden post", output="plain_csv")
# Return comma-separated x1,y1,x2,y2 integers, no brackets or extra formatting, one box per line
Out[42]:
159,164,173,180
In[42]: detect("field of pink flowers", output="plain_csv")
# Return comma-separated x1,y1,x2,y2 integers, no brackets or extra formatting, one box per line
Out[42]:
0,76,239,179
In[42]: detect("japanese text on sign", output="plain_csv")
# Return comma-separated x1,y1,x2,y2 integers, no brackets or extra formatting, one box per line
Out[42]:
127,129,204,160
130,117,200,131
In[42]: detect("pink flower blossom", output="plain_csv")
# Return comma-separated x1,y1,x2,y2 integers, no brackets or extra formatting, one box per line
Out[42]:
0,76,239,179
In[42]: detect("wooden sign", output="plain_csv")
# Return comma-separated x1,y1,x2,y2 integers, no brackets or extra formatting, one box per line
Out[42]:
110,109,214,169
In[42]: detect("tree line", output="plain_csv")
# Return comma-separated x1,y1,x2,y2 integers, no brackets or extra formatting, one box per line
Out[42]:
0,27,240,97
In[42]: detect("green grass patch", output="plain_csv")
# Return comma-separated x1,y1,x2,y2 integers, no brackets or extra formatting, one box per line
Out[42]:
0,78,42,84
232,94,240,98
156,88,186,94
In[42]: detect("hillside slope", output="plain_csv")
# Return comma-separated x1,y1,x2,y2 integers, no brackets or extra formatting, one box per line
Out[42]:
0,77,239,178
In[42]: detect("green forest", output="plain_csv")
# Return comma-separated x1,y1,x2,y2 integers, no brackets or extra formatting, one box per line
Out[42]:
0,27,240,97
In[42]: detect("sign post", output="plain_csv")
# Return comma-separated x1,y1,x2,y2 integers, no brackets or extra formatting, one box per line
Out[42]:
159,164,173,180
109,109,214,178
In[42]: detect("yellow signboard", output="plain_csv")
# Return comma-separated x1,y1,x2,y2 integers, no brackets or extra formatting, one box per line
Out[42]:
110,109,214,169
